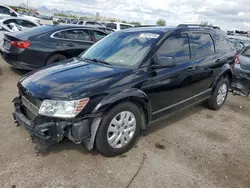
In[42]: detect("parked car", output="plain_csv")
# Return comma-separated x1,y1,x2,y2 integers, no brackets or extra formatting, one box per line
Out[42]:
0,17,40,30
0,4,41,25
0,25,108,70
231,46,250,96
13,24,235,156
106,22,134,31
229,35,250,52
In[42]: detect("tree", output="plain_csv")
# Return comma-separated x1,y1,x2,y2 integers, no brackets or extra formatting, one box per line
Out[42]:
156,19,166,26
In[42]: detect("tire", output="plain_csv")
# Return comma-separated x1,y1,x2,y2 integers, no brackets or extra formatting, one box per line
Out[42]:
95,102,141,157
206,76,229,110
46,54,67,65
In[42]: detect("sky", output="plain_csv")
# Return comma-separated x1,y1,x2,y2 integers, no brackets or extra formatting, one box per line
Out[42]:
1,0,250,31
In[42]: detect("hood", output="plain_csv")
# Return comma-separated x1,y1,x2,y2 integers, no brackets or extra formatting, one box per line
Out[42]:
20,58,130,100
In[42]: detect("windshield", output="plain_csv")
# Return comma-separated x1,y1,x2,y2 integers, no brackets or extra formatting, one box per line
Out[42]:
81,31,161,68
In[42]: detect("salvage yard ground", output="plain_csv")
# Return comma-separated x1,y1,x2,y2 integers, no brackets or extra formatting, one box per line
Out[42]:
0,58,250,188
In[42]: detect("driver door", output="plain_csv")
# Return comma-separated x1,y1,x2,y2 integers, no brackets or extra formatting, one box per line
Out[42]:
143,32,200,120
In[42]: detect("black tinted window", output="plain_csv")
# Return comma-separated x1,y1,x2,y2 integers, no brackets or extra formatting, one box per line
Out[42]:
120,24,133,30
86,21,95,25
93,30,107,41
215,35,232,52
8,19,36,27
158,33,191,63
0,6,10,15
3,19,14,25
54,29,91,41
192,33,215,57
106,23,117,29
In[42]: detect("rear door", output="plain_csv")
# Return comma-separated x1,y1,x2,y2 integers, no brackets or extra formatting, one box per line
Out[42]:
189,31,219,93
52,28,94,57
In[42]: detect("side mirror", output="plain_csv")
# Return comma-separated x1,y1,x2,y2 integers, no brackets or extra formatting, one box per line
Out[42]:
151,55,176,69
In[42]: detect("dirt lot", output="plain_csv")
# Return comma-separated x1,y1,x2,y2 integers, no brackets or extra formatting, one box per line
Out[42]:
0,58,250,188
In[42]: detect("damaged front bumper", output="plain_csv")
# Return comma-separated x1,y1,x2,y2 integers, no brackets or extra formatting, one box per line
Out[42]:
232,64,250,96
13,97,100,152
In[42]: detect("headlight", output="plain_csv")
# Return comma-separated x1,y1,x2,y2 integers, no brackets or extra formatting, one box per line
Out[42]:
39,98,89,118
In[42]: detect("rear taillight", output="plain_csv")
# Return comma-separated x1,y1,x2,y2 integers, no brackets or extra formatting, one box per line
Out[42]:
11,41,31,49
235,53,240,64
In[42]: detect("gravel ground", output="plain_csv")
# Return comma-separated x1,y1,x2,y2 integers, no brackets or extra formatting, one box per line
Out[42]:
0,58,250,188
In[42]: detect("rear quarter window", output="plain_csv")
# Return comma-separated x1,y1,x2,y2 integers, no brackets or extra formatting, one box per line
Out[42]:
191,33,215,58
215,35,233,52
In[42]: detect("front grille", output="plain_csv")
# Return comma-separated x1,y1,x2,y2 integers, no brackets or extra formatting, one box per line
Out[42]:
18,86,42,108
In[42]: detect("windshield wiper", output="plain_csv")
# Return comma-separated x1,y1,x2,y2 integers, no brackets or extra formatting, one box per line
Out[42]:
83,58,110,65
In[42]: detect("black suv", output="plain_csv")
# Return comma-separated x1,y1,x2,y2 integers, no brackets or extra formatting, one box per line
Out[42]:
13,24,235,157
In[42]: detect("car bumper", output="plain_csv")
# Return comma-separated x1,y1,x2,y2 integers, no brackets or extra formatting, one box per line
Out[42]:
0,47,36,70
232,64,250,96
13,97,91,151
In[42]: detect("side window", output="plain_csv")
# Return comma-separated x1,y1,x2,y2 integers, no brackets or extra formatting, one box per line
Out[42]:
93,30,107,41
191,33,215,58
157,33,191,63
0,6,10,15
64,29,91,41
78,21,84,25
3,19,15,25
107,23,117,30
86,22,95,25
17,20,36,27
53,31,66,39
120,24,132,30
215,35,233,52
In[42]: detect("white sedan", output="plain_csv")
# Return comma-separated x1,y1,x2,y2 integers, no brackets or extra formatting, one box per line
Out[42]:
0,4,41,25
0,17,40,30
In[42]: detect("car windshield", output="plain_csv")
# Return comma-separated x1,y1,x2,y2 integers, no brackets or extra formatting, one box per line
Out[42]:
81,31,161,68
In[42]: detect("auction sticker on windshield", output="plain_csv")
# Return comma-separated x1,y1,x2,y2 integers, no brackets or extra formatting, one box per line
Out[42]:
139,33,160,39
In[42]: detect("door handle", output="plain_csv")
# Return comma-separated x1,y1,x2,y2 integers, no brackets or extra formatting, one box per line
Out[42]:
187,67,195,71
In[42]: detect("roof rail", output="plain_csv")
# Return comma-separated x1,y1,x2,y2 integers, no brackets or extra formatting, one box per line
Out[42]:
177,24,221,30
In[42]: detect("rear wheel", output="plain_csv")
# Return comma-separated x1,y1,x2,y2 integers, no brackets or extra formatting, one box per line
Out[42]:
206,76,229,110
95,102,141,157
46,54,67,65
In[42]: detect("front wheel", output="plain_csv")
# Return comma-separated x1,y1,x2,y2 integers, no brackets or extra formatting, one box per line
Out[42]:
206,76,229,110
95,102,141,157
